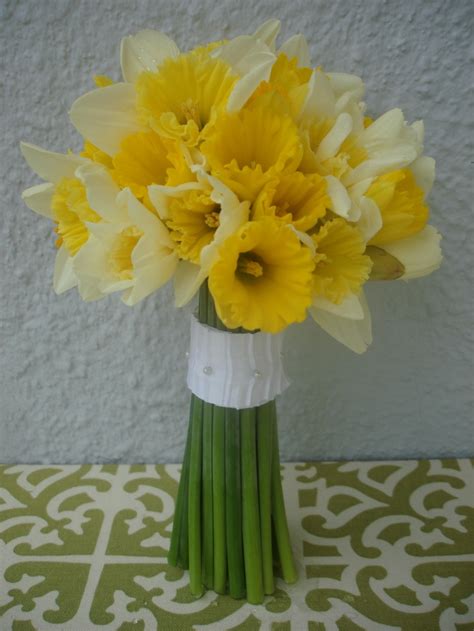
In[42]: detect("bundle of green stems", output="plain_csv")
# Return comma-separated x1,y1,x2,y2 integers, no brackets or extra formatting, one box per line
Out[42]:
168,282,297,604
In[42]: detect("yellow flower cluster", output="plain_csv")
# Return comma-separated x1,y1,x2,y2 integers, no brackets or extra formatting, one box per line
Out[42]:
21,20,442,350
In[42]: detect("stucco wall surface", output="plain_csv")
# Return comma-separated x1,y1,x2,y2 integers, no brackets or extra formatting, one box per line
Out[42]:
0,0,472,464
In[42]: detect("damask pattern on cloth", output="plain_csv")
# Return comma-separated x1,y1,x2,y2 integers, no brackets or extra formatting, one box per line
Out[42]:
1,460,473,630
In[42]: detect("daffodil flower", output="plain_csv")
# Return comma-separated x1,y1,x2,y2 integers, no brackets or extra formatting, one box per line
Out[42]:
70,20,281,154
208,217,315,333
20,20,443,353
21,142,90,294
310,290,373,354
149,172,250,307
71,163,178,304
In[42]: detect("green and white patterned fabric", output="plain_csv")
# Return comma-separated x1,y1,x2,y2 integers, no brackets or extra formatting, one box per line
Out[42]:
1,460,473,630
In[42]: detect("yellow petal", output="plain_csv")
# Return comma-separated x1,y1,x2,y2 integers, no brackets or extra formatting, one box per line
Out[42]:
112,131,176,205
209,218,314,333
367,169,429,246
201,96,303,202
253,171,328,232
136,51,237,145
312,218,372,304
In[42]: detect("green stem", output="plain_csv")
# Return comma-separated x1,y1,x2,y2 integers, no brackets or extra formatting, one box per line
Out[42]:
206,282,226,331
241,408,264,603
168,400,193,568
212,405,227,593
199,282,208,324
225,408,245,599
202,401,214,589
206,286,216,328
188,396,204,596
257,401,275,594
271,401,297,584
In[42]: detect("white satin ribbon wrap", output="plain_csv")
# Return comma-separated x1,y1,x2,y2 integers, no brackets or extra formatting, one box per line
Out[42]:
187,316,290,409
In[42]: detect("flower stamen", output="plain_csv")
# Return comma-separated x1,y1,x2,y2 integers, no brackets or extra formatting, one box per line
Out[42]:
180,99,202,127
237,254,264,278
204,210,220,229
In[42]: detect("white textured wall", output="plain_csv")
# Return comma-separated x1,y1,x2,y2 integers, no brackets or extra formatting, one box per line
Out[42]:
1,0,472,464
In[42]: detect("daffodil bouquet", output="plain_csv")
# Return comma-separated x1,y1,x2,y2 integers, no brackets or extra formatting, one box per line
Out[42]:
21,19,442,603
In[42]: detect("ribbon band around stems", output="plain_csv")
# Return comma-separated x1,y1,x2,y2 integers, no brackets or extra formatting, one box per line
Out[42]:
186,315,290,409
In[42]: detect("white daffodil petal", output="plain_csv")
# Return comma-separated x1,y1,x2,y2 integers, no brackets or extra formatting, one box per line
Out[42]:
279,34,310,66
174,260,204,307
362,108,405,146
53,246,77,294
411,120,424,145
310,290,372,353
69,83,145,155
130,233,162,268
172,174,249,308
227,57,275,112
287,225,315,253
300,70,336,125
148,182,203,220
85,221,122,243
411,156,435,196
76,163,125,223
201,174,250,245
20,142,84,184
124,251,177,306
327,72,365,102
383,225,442,280
73,233,119,300
101,278,134,294
315,112,352,162
346,146,418,185
350,178,373,199
77,277,105,301
325,175,352,218
22,183,55,218
185,174,250,284
214,36,271,73
120,29,180,82
233,50,275,75
147,185,170,220
252,19,281,49
122,189,174,246
337,97,365,132
313,292,364,320
356,196,383,242
74,232,112,277
172,173,250,305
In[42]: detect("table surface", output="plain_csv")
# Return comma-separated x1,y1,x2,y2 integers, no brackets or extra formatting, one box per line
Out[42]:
1,460,473,631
